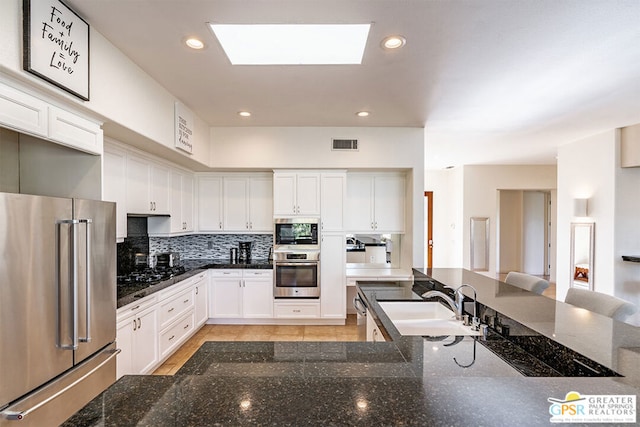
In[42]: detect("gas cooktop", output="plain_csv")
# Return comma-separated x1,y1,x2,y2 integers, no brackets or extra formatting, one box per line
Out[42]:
117,266,186,288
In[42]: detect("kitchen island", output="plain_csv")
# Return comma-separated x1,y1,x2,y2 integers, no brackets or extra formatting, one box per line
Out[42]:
63,268,640,426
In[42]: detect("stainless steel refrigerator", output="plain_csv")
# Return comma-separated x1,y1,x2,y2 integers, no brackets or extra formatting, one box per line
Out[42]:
0,193,118,427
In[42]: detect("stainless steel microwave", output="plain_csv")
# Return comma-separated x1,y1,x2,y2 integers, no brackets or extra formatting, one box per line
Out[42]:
274,218,319,249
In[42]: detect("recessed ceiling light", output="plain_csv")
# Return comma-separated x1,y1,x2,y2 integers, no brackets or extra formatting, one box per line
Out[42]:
238,111,252,117
185,38,205,49
381,35,406,50
209,23,371,65
356,111,370,117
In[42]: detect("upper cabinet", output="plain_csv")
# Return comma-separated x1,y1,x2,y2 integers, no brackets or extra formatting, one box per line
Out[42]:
198,174,273,233
346,173,405,233
103,145,127,239
126,154,170,215
197,176,223,231
273,171,320,216
0,81,48,137
0,80,102,155
170,169,194,233
320,171,346,232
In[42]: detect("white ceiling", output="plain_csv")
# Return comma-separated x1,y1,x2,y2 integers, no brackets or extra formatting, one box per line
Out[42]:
65,0,640,169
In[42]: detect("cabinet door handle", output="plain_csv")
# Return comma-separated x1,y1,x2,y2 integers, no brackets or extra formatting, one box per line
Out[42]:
168,308,174,313
169,335,175,341
246,222,249,229
371,222,374,229
293,205,296,213
137,318,141,329
183,324,189,330
219,221,222,229
133,319,137,331
196,287,199,295
184,299,189,303
130,305,140,311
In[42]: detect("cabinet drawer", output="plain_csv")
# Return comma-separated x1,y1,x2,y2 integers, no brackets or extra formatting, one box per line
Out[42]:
159,311,194,358
209,269,242,278
117,295,158,322
274,303,320,318
243,270,273,278
159,288,193,329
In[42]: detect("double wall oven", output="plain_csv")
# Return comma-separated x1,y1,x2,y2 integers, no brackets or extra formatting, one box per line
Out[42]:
273,218,320,298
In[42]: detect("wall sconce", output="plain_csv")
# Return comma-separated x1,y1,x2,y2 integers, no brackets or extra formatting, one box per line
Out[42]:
573,198,588,217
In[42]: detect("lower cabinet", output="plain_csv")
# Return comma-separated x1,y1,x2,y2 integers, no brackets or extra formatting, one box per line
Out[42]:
366,309,386,342
116,271,208,379
273,301,321,318
116,297,159,379
209,269,273,318
194,275,208,327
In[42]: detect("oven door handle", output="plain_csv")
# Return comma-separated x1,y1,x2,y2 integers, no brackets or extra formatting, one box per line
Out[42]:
275,262,318,267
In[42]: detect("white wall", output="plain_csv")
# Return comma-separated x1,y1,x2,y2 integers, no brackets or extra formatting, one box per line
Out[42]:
425,168,464,268
210,126,426,268
556,130,616,302
427,165,557,276
558,128,640,325
463,165,557,278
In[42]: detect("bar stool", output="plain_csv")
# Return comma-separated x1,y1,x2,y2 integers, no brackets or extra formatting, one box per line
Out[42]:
564,288,637,322
504,271,550,295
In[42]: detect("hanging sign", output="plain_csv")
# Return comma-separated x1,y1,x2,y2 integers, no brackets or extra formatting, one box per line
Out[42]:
175,101,194,154
23,0,90,100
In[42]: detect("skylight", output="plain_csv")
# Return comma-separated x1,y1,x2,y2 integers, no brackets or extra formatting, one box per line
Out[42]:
209,24,371,65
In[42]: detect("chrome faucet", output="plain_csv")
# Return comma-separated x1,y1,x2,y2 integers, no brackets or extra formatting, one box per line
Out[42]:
422,284,480,329
421,289,461,319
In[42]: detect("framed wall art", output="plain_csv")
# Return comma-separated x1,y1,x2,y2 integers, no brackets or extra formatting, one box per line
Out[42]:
23,0,90,100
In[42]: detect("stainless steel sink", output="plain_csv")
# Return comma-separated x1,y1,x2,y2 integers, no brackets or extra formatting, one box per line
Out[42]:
378,301,482,336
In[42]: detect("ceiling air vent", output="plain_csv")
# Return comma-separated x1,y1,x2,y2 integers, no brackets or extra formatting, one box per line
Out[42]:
332,138,358,151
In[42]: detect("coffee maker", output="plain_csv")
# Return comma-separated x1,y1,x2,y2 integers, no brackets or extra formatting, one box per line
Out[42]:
238,241,252,263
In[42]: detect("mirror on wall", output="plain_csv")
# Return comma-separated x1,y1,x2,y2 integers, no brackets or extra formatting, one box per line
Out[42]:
570,222,594,290
470,217,490,271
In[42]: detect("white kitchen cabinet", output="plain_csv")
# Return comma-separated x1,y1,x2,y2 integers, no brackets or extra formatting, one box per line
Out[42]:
47,106,103,155
346,173,405,233
242,270,274,318
274,302,321,318
248,176,274,231
273,171,320,216
199,174,272,232
197,176,224,231
320,233,346,319
209,271,243,318
223,176,249,231
103,144,127,239
209,269,273,318
193,275,209,327
365,308,386,342
126,154,170,215
0,80,48,137
320,171,346,231
116,297,159,379
170,168,194,233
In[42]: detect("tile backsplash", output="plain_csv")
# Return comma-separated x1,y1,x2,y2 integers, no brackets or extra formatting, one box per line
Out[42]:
149,234,273,259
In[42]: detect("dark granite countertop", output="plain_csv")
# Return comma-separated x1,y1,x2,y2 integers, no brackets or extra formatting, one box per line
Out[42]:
68,268,640,426
117,259,272,308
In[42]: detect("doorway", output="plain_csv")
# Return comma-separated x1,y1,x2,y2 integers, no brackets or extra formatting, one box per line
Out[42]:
424,191,433,268
497,190,552,276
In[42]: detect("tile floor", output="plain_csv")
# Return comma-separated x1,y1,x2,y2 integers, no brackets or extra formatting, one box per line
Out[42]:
153,314,360,375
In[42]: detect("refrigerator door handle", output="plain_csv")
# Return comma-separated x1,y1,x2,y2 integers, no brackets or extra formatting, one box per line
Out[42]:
79,218,93,343
57,219,80,351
